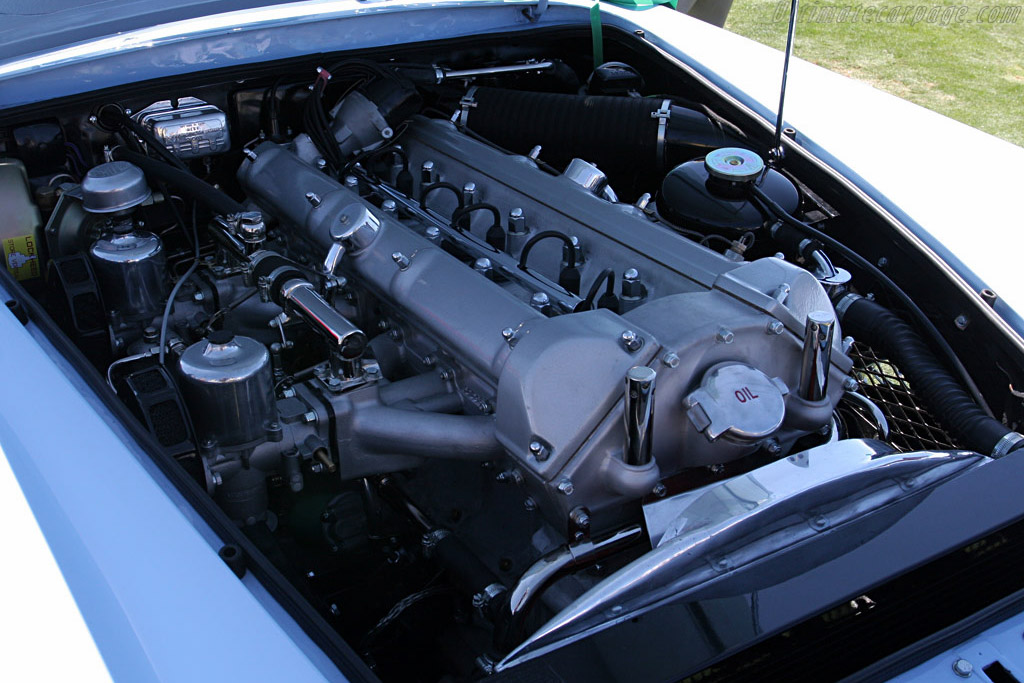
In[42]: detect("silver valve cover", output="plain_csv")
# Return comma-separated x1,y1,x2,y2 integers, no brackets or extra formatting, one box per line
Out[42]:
683,362,789,442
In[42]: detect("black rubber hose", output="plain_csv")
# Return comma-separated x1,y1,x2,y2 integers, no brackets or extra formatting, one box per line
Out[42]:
750,184,990,414
464,87,739,170
99,105,190,173
518,230,576,270
112,148,244,215
420,182,465,210
840,296,1013,455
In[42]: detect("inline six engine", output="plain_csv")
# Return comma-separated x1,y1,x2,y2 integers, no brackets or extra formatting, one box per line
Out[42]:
233,115,851,529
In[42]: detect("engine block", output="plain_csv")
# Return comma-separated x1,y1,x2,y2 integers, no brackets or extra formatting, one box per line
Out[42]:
236,116,852,528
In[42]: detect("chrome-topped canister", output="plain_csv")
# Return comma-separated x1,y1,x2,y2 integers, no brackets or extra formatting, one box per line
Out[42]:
81,161,151,214
177,332,275,448
89,229,166,320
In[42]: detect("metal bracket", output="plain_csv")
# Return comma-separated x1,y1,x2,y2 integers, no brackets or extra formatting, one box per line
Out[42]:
651,99,672,167
522,0,549,22
454,86,479,128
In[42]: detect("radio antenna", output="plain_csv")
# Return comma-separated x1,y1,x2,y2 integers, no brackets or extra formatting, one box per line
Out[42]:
769,0,800,166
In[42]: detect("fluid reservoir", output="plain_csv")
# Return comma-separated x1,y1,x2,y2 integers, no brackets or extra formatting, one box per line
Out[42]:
178,331,276,449
658,148,799,236
0,158,43,282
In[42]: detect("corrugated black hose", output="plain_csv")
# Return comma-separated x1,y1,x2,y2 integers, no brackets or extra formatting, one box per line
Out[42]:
463,88,740,170
840,295,1022,456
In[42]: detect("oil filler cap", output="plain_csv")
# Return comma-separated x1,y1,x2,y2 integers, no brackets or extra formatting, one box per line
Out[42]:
684,363,788,442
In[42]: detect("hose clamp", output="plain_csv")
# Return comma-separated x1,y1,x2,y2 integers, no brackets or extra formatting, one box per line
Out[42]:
454,86,479,129
833,292,863,321
991,431,1024,458
651,99,672,167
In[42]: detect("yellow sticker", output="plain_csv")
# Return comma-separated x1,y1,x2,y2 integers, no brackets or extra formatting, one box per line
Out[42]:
4,234,41,281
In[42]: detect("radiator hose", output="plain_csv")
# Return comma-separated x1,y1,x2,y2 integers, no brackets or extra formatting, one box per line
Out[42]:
462,88,740,171
837,294,1023,457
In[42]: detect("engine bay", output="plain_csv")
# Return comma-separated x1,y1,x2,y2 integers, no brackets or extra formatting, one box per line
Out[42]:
3,27,1023,681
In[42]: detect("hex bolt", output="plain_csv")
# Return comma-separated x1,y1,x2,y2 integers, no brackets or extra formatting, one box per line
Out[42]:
556,479,575,496
528,145,543,160
716,327,735,344
952,658,973,678
302,411,317,424
381,198,396,213
502,327,517,344
569,507,591,530
652,483,667,497
421,160,436,184
621,330,643,352
765,439,782,455
425,226,441,241
462,181,477,205
634,193,652,211
343,175,359,190
243,149,258,162
523,497,537,511
661,352,680,368
305,191,322,207
508,208,526,234
531,292,550,310
528,441,549,461
624,268,639,282
192,290,205,302
955,314,969,330
315,157,327,170
843,376,859,392
473,257,492,274
766,320,785,335
392,251,410,270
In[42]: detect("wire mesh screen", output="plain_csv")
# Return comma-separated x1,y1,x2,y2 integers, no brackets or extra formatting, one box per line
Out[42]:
847,341,959,452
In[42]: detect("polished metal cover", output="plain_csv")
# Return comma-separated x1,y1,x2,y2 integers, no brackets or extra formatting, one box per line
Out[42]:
178,333,275,448
90,230,162,264
89,230,165,319
81,161,151,213
561,158,612,195
134,97,230,159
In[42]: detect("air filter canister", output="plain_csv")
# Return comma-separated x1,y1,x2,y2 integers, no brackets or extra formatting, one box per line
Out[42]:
177,332,276,449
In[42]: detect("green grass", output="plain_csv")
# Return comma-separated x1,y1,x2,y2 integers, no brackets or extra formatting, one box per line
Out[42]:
724,0,1024,146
